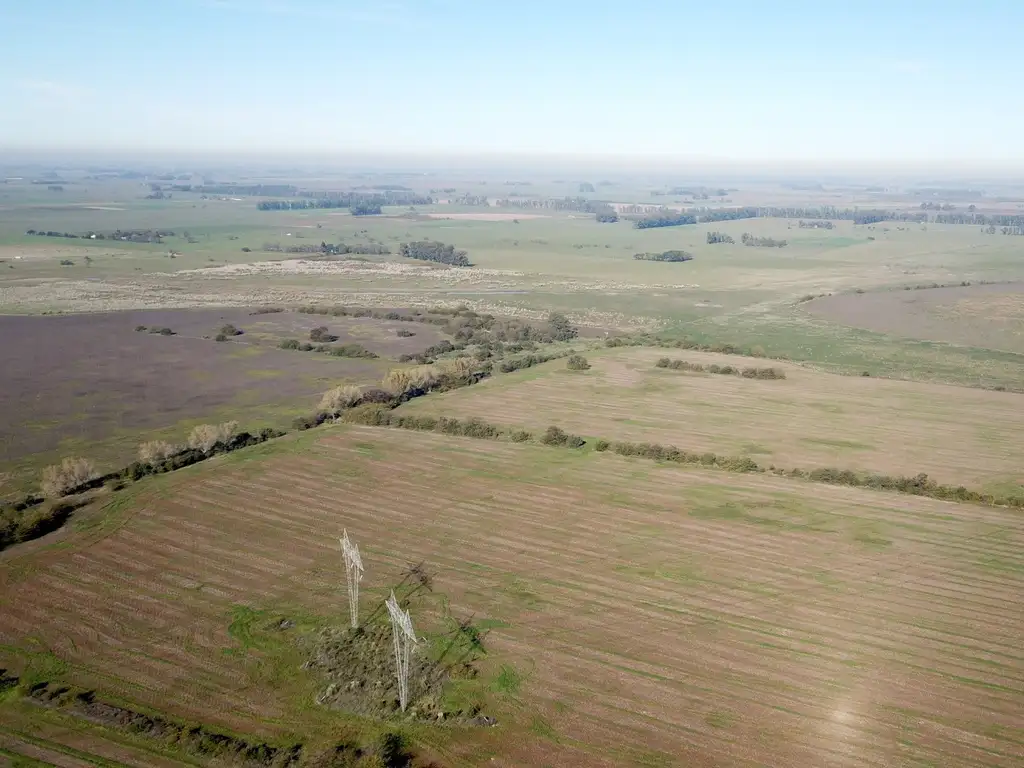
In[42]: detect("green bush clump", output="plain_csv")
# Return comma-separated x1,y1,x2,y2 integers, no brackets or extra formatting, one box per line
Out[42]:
656,358,785,379
566,355,590,371
0,501,75,551
329,344,378,359
541,425,585,448
309,326,337,343
279,338,301,349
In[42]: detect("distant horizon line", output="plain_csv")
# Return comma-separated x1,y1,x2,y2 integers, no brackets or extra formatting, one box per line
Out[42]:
2,147,1024,179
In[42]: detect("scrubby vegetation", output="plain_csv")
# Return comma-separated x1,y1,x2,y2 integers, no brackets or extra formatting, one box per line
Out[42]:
498,350,570,373
741,233,788,248
294,305,579,363
27,228,175,243
655,357,786,379
541,425,586,448
256,191,430,210
309,326,338,343
40,458,98,497
399,240,470,266
278,337,378,358
1,500,75,551
138,440,179,464
188,421,240,453
319,385,364,416
604,333,786,362
219,324,243,337
706,231,735,244
20,680,417,768
633,212,697,229
633,250,693,262
566,355,591,370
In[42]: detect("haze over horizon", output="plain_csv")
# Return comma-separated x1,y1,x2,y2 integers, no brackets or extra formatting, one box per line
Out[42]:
2,0,1023,168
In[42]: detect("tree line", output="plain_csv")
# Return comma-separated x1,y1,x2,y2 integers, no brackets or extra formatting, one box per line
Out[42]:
706,231,734,244
633,250,693,262
257,198,385,213
26,228,174,243
493,196,600,213
741,233,787,248
399,241,471,266
633,212,697,229
261,241,391,255
257,190,431,211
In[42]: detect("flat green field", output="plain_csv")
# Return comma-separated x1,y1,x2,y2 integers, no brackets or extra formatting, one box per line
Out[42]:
4,177,1024,388
399,346,1024,495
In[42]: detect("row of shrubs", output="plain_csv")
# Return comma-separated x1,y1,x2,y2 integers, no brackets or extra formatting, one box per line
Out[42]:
1,422,287,551
339,405,585,448
497,350,571,373
296,304,581,356
599,439,1023,506
605,334,776,360
341,416,1024,509
595,440,761,471
135,325,175,336
278,338,378,358
655,357,786,379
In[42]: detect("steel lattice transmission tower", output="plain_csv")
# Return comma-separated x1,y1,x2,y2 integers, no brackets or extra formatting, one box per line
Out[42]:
340,529,364,629
385,590,418,711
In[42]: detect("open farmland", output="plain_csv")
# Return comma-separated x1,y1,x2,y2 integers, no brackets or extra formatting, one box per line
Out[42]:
1,426,1022,767
807,282,1024,354
398,346,1024,496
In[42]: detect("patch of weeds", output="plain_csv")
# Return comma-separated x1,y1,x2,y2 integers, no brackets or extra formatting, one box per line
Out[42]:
529,714,559,743
704,710,736,729
505,578,544,607
852,527,891,550
634,750,675,767
491,665,521,695
18,651,69,688
474,618,510,631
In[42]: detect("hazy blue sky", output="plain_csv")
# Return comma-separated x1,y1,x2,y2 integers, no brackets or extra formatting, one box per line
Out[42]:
2,0,1022,165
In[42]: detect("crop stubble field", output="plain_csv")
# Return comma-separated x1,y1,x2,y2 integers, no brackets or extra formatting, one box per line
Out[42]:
399,346,1024,495
1,426,1022,767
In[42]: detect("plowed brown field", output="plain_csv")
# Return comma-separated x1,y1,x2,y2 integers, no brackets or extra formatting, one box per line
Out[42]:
1,426,1022,766
399,346,1024,494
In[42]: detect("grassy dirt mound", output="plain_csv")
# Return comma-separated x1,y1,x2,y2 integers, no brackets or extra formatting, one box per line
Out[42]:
305,616,491,726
